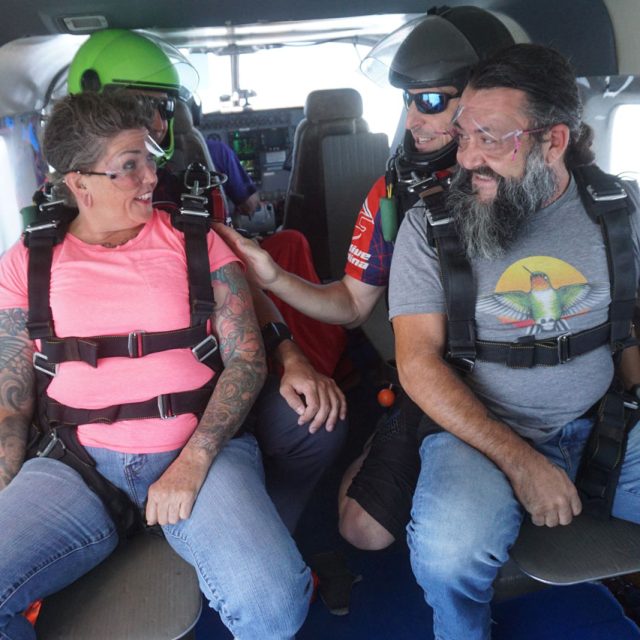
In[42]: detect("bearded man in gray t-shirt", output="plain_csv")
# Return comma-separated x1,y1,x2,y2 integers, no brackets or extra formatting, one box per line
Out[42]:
389,43,640,640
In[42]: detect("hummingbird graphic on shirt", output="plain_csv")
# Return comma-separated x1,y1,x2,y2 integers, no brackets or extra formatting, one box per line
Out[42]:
477,266,609,334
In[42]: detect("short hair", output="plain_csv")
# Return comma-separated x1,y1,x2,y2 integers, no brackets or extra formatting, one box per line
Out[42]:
43,91,155,204
468,43,594,168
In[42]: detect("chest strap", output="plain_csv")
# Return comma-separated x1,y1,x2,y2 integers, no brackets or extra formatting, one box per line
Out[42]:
474,322,611,368
38,325,217,368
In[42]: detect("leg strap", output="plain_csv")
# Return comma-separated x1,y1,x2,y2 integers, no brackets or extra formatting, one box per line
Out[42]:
32,425,144,540
575,390,639,519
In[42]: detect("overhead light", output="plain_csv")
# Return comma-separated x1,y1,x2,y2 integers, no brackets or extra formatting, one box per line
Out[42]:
62,15,109,34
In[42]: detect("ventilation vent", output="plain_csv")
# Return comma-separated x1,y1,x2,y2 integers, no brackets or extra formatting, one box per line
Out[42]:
62,15,109,33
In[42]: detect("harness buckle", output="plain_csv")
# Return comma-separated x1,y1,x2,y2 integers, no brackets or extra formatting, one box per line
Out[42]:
37,428,65,457
586,183,627,203
446,353,475,373
556,333,571,364
33,352,57,377
424,208,452,227
24,221,59,234
127,331,146,358
192,334,219,362
157,395,176,420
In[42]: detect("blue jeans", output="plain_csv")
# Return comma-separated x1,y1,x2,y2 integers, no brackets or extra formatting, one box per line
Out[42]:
253,375,347,532
0,434,312,640
408,418,640,640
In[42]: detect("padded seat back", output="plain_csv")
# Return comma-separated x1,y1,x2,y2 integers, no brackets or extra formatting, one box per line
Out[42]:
168,99,215,173
284,88,389,280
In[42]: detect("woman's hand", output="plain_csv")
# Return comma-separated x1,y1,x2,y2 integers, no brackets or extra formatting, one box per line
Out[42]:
145,447,211,525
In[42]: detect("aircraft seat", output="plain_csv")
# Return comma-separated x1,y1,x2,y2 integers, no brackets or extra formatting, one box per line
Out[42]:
283,88,389,281
35,531,201,639
168,99,215,173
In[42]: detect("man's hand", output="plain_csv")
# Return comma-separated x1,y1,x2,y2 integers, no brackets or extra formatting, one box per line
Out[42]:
213,223,280,289
508,452,582,527
280,355,347,434
146,447,211,526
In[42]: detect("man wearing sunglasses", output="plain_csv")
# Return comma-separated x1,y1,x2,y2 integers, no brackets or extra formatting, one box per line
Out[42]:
216,6,516,550
390,43,640,639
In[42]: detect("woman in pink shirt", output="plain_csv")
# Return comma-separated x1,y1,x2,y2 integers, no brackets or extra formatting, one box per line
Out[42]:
0,92,311,640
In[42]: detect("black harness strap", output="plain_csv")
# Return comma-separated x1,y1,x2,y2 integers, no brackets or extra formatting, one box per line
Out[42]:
173,194,216,327
423,186,476,370
39,324,215,367
574,165,637,353
576,390,640,519
46,381,216,425
570,165,638,517
33,425,144,540
475,321,611,368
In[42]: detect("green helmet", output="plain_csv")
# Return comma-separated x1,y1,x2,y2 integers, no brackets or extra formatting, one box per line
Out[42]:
67,29,198,161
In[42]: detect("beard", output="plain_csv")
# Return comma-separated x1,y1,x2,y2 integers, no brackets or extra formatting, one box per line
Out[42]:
446,144,558,259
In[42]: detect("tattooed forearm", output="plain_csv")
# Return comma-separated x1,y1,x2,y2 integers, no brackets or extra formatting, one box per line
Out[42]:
189,264,267,456
0,309,34,489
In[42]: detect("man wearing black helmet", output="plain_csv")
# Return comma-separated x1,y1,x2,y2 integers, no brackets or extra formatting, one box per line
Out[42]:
216,6,517,549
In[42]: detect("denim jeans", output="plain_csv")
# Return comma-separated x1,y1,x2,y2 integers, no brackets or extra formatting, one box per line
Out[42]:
408,417,640,640
0,434,312,640
253,375,347,532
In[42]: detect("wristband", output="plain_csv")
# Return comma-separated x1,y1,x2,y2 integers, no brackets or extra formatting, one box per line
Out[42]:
261,322,293,354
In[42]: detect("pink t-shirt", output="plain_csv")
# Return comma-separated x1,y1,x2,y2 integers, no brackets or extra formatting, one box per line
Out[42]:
0,210,240,453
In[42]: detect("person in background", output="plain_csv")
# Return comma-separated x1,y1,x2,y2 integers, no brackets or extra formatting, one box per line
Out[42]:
215,6,517,550
207,137,261,215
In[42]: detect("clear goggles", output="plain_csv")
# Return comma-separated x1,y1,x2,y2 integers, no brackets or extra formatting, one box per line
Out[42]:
448,105,549,160
73,135,164,190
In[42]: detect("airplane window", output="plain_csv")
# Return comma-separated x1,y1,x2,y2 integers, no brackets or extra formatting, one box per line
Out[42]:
194,42,401,142
0,136,22,253
610,104,640,180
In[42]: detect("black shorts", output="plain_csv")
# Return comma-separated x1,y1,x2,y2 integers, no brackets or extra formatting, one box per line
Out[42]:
346,395,440,540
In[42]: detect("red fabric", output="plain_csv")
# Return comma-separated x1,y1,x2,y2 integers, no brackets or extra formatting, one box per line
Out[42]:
260,230,347,377
23,600,42,626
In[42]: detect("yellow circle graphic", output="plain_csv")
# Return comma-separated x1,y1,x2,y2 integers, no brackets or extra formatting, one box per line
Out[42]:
495,256,586,293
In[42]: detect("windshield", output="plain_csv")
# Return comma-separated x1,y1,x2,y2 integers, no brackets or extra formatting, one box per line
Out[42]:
191,41,402,143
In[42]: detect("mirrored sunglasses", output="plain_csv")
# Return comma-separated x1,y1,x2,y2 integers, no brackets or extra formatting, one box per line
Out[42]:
403,90,459,115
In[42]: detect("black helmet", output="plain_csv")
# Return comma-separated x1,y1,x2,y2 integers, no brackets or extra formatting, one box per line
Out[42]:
362,6,521,177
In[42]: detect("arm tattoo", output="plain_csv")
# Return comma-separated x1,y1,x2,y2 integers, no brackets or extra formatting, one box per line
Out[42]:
190,264,266,455
0,309,34,488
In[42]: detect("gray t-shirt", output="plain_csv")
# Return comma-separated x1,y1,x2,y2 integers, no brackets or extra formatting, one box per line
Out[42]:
389,177,640,443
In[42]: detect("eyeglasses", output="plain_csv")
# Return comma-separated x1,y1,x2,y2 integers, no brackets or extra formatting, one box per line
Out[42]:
73,135,163,190
403,90,460,115
137,95,176,121
449,105,550,160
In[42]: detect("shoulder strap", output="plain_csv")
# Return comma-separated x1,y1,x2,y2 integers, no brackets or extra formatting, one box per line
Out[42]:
573,164,637,352
170,167,219,327
22,193,76,339
423,185,476,371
